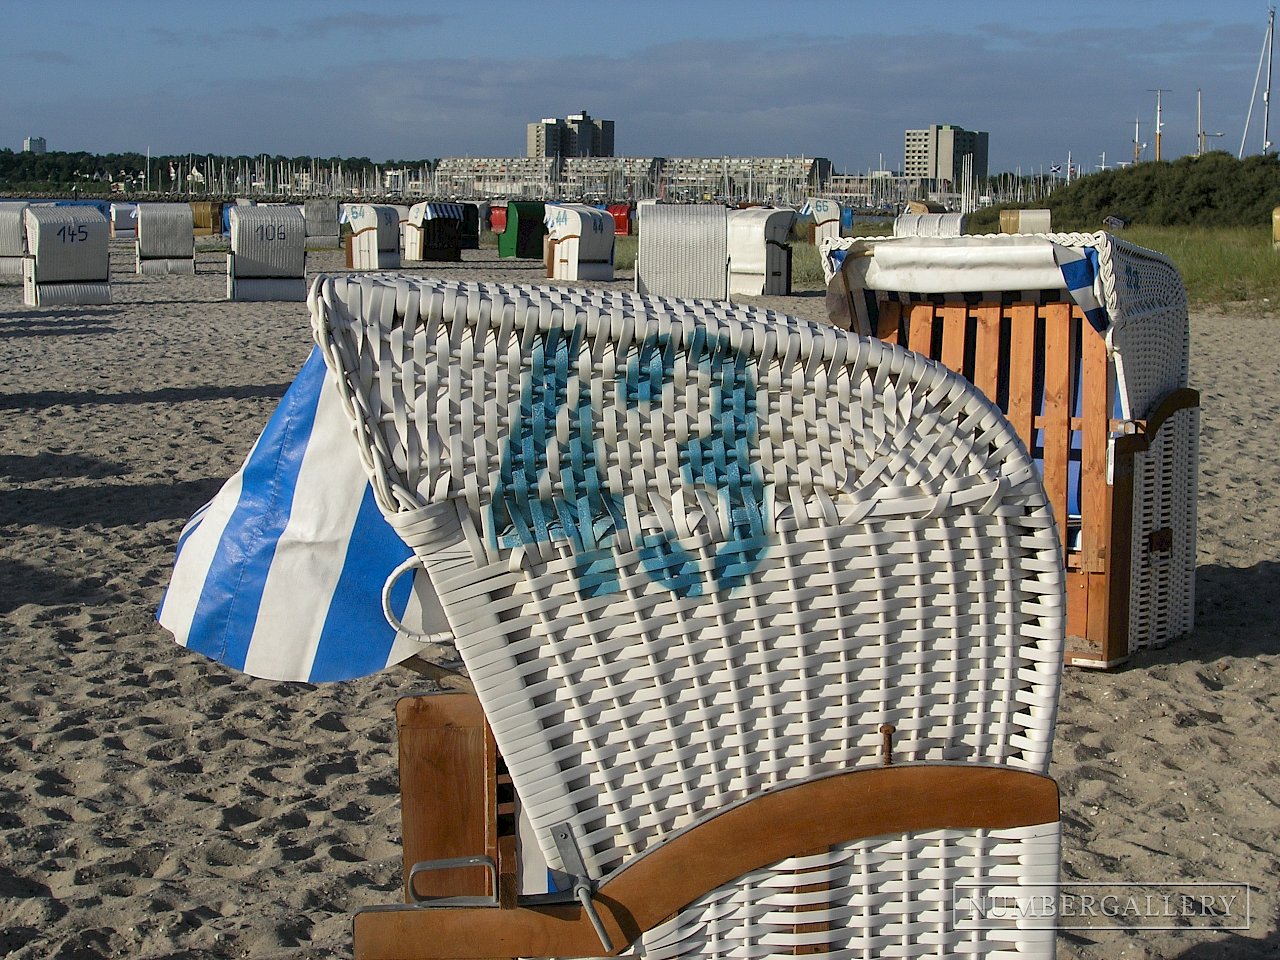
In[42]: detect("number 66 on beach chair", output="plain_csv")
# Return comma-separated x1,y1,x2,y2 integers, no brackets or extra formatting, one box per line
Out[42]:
309,276,1067,960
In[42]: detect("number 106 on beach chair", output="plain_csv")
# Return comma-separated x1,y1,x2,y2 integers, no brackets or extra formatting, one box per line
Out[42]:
310,275,1067,959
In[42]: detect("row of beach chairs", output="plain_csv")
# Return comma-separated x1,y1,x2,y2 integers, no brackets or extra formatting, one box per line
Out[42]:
16,198,1198,667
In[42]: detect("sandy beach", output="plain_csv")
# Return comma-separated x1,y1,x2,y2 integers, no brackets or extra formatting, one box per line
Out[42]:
0,239,1276,959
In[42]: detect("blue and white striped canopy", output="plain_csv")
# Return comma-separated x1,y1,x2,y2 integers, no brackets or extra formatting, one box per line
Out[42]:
158,348,450,682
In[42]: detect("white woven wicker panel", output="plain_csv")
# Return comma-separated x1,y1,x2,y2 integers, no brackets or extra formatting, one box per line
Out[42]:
636,205,728,300
303,198,339,238
110,202,137,239
136,203,194,260
633,823,1060,960
23,206,110,283
228,205,306,278
893,213,966,237
226,273,307,302
312,277,1064,881
1128,406,1198,652
22,266,111,307
137,256,196,276
0,202,28,258
1051,232,1189,419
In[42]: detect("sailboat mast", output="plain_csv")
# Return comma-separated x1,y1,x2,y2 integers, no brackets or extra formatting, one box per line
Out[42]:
1265,7,1275,153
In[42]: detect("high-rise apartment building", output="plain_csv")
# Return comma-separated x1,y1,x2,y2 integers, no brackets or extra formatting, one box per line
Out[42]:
23,136,47,154
902,124,988,185
527,110,614,158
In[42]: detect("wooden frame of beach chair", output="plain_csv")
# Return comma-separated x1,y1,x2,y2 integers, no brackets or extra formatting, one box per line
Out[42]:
310,276,1066,960
824,231,1198,668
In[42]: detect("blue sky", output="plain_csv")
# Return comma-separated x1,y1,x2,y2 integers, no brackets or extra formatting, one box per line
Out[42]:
2,0,1276,172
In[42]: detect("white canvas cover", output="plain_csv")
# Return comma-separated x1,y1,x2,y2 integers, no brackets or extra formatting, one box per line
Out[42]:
727,207,795,296
544,203,615,281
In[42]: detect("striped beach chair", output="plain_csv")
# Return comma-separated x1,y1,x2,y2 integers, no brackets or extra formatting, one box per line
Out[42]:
823,231,1198,667
311,276,1066,960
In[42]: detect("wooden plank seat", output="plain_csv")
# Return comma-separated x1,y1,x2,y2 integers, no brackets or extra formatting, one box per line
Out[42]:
823,232,1198,667
309,276,1066,959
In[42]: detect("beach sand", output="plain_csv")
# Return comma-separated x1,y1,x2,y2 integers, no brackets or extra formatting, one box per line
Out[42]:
0,240,1275,959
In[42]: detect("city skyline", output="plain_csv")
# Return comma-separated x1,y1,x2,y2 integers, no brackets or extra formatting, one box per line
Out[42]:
2,0,1275,173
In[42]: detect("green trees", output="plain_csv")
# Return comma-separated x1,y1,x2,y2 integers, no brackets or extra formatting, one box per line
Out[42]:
971,152,1280,231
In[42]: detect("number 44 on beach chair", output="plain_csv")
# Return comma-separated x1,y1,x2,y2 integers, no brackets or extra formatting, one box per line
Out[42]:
310,275,1067,960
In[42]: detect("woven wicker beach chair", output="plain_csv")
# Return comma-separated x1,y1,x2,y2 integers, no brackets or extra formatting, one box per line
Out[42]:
135,202,196,276
635,204,729,300
22,205,112,306
823,231,1197,667
310,275,1065,960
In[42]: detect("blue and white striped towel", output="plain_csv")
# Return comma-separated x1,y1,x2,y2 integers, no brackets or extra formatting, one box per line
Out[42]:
157,347,450,682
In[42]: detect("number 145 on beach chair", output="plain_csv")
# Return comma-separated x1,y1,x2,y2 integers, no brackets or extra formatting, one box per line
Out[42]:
310,275,1067,960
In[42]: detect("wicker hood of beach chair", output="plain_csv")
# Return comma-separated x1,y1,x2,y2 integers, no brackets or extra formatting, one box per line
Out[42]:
310,275,1066,959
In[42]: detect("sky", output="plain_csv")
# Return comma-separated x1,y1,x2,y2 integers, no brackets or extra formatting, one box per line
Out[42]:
2,0,1277,174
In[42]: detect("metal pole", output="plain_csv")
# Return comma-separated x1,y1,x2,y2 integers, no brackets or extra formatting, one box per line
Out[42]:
1265,7,1275,152
1148,89,1170,161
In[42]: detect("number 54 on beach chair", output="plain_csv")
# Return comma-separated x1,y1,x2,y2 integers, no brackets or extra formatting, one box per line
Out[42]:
310,276,1067,960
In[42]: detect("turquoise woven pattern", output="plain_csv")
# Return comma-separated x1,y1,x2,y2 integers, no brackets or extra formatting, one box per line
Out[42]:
312,277,1065,882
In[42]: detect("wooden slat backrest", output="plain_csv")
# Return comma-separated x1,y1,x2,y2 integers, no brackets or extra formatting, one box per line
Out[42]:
896,299,1109,565
1040,303,1074,555
1078,322,1112,573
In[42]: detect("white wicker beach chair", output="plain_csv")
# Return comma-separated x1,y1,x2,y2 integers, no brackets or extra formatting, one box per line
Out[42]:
822,231,1197,667
310,276,1065,960
545,203,616,281
0,201,29,278
346,204,402,271
635,204,729,300
227,205,307,301
22,206,111,306
135,202,196,276
404,203,465,263
726,207,795,296
303,198,341,248
801,197,843,247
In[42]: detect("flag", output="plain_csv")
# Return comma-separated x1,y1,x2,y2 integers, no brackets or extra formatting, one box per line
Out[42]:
1050,164,1062,175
